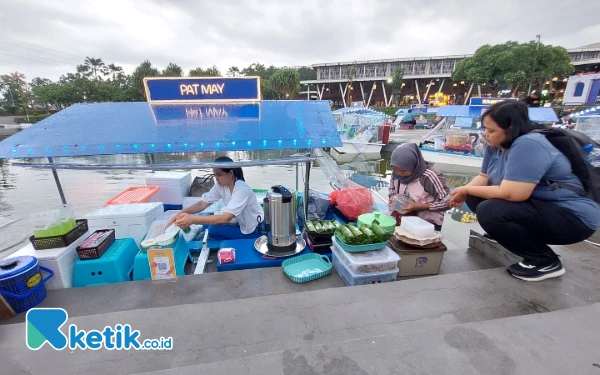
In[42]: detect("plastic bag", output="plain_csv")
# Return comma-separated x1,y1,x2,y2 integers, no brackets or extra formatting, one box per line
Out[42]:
189,174,214,197
329,187,374,221
297,189,332,227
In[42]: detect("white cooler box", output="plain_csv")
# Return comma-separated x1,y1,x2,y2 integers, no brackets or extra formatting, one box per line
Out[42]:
146,171,192,205
8,231,90,289
84,202,163,245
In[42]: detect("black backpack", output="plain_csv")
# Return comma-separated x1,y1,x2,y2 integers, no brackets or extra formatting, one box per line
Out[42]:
531,127,600,203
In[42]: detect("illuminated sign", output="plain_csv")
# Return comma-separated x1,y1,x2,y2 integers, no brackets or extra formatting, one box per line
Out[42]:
469,97,518,106
143,77,261,103
411,104,428,114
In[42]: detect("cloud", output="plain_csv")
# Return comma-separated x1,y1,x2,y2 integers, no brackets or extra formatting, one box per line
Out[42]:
0,0,598,81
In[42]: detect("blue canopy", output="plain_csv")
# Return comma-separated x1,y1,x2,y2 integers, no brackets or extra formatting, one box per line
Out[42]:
436,105,559,123
0,101,342,159
332,107,390,117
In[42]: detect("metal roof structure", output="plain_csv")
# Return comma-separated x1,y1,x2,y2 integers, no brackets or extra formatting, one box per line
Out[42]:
0,101,342,160
436,105,559,123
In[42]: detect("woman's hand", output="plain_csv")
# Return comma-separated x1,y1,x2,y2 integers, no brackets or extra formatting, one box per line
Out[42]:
167,211,181,227
403,199,421,212
448,186,469,208
175,213,195,229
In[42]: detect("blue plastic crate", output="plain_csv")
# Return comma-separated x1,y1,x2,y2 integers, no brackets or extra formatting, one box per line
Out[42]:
132,234,192,281
73,238,139,287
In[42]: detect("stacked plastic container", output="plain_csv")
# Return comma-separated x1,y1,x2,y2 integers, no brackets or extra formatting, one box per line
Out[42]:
391,217,446,277
331,237,399,286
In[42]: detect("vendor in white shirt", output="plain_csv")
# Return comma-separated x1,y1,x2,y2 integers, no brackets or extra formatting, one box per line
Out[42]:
168,157,263,240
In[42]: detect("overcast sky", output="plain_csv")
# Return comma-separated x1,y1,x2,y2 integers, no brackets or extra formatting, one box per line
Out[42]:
0,0,599,81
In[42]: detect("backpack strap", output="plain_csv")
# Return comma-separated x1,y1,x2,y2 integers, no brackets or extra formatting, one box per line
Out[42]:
546,180,587,197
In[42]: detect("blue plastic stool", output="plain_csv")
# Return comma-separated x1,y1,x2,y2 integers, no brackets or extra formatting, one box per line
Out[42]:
73,238,140,287
132,234,192,281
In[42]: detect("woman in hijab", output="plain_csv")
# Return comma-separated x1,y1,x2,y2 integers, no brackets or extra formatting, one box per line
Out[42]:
389,143,450,231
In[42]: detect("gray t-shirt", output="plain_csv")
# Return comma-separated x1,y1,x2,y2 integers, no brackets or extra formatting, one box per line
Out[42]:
481,133,600,230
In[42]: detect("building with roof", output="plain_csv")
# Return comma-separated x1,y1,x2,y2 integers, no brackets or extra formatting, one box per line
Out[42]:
299,43,600,107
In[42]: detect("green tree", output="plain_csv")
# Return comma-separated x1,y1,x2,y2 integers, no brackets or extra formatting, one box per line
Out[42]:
84,57,108,79
30,77,52,109
345,64,357,105
189,65,221,77
107,63,124,82
452,41,573,93
388,67,404,105
132,60,160,99
226,66,242,77
242,63,278,80
270,68,300,99
162,63,183,77
260,78,278,100
297,66,316,81
390,68,404,96
0,72,29,115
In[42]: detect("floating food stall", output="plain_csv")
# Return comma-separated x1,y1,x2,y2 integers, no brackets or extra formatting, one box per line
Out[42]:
417,99,559,174
0,76,459,319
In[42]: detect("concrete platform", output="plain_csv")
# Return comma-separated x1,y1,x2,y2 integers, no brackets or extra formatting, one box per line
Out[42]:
142,303,600,375
1,266,346,324
1,238,599,374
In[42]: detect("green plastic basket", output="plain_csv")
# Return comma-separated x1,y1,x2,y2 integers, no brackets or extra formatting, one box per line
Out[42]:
282,253,332,284
333,235,387,253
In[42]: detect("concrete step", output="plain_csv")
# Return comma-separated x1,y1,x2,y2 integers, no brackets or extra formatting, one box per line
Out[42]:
2,238,599,375
2,238,498,325
136,303,600,375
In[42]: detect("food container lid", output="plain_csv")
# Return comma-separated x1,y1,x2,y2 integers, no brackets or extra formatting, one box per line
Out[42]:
331,240,399,266
0,256,37,280
357,211,396,229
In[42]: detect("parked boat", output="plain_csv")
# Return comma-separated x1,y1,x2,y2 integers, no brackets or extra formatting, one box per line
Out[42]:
330,107,392,159
417,102,559,171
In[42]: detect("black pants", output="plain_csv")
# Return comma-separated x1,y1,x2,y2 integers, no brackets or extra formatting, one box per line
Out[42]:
466,196,595,265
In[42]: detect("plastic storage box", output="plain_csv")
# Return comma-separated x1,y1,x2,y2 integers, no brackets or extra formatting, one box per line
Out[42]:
9,230,91,289
146,171,192,206
332,248,398,286
104,186,160,206
83,202,164,245
400,217,435,238
331,239,399,274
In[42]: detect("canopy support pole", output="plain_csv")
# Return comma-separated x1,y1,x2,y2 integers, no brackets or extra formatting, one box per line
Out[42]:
304,156,311,224
48,157,67,204
422,79,433,103
360,82,366,105
415,80,421,103
464,83,474,104
381,80,388,107
295,163,299,191
339,83,348,107
437,79,445,93
367,83,376,107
